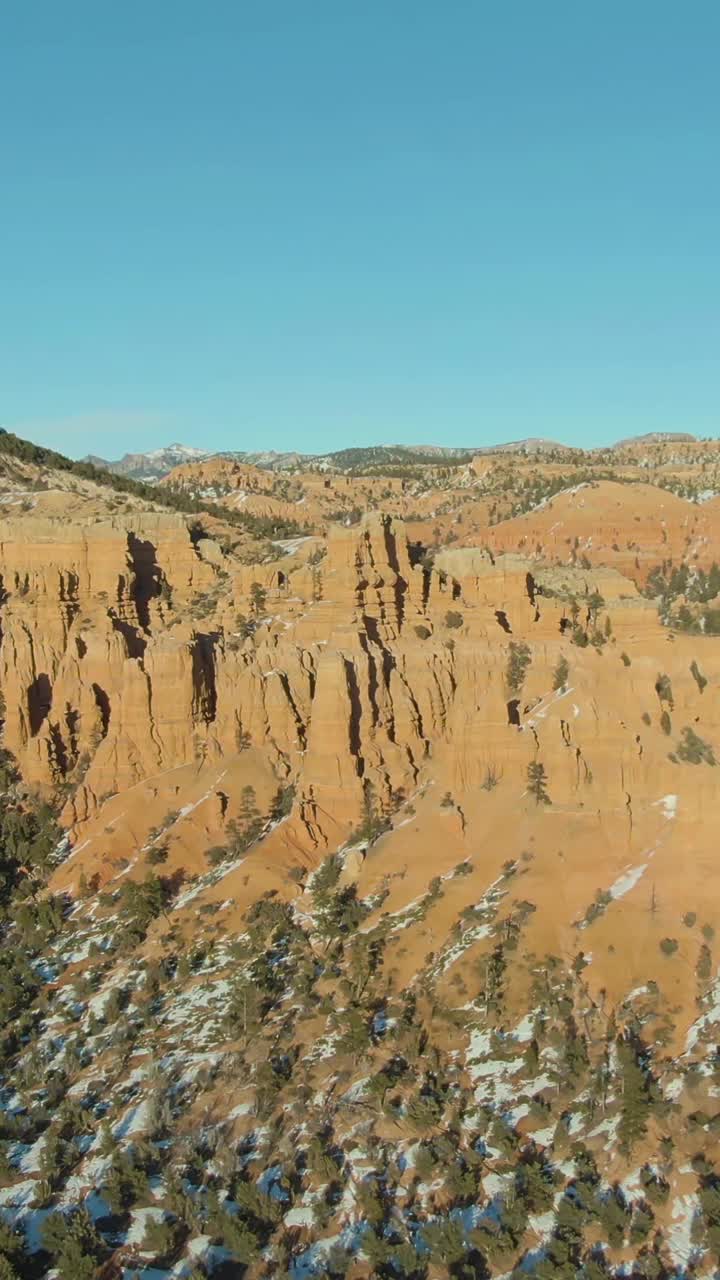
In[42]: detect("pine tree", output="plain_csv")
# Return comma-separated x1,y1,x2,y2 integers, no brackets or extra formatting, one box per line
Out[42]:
527,761,551,805
587,590,605,625
617,1035,652,1155
507,641,532,692
249,581,267,615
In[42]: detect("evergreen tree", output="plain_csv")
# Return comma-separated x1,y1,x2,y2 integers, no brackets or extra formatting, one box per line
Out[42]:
527,761,551,805
617,1035,652,1155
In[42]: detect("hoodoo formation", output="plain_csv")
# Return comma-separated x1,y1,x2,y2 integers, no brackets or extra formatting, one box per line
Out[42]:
1,431,720,1277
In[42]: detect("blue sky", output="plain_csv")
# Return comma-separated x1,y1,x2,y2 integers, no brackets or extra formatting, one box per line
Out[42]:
2,2,719,459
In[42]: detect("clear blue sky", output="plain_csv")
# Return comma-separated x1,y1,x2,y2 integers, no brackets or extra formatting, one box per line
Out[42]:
2,2,719,458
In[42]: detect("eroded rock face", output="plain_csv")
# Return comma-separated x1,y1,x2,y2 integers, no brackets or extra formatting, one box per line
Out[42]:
0,513,430,830
2,505,717,877
0,514,216,795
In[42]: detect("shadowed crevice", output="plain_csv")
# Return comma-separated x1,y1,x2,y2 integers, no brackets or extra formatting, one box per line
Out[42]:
28,673,52,736
127,532,161,629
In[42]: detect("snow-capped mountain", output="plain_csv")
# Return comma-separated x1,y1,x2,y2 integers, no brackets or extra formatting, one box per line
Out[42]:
83,443,213,482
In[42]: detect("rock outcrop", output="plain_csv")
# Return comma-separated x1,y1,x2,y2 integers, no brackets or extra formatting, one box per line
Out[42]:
1,502,717,901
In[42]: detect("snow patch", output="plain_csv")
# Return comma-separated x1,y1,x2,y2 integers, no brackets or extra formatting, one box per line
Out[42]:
609,863,648,899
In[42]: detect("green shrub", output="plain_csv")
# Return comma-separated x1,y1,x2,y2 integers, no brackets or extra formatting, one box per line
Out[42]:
41,1208,104,1280
587,589,605,619
270,785,295,820
583,889,612,926
690,660,708,693
312,854,342,896
481,763,501,790
250,582,267,615
552,656,570,690
655,673,674,706
507,641,531,692
675,727,716,766
142,1216,184,1260
697,944,713,981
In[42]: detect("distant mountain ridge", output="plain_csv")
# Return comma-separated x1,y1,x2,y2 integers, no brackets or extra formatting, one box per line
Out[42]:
84,432,702,480
83,438,573,480
82,443,314,480
613,431,698,447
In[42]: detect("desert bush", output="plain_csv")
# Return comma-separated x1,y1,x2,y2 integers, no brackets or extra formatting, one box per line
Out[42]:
481,763,501,790
553,656,570,690
675,727,716,766
690,659,708,693
655,673,673,704
507,641,531,692
697,944,713,981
